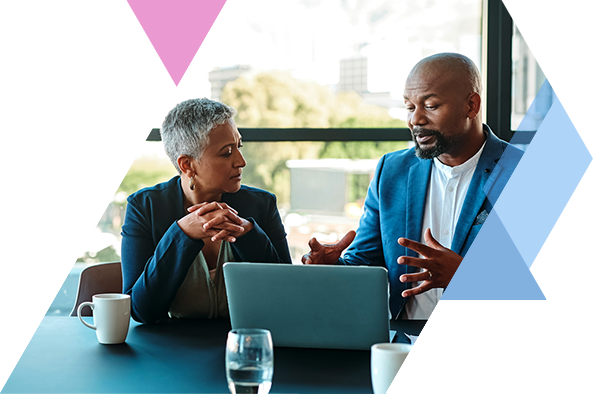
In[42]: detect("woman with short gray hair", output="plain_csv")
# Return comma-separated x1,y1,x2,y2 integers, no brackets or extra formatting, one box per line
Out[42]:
161,98,237,173
121,98,291,324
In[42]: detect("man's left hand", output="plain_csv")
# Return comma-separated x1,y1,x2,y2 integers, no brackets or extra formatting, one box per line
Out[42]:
397,228,463,297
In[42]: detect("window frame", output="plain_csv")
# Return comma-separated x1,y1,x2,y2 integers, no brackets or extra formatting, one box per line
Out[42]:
147,127,412,142
147,0,526,144
483,0,594,144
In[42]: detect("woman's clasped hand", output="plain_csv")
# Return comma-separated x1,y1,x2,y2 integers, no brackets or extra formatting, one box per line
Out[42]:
178,201,254,243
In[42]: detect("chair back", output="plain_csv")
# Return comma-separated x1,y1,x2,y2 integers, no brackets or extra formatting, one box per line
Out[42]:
70,262,123,317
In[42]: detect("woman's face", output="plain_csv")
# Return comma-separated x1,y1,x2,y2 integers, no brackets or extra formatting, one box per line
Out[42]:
193,119,246,196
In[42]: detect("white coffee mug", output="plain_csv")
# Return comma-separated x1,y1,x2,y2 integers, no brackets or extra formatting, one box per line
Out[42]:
77,294,131,344
370,343,412,394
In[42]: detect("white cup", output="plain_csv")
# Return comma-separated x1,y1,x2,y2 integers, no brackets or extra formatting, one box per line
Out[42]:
77,294,131,344
371,343,412,394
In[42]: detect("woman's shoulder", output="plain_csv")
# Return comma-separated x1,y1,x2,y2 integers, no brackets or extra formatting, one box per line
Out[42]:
223,185,277,209
238,184,275,197
236,184,276,201
126,176,181,206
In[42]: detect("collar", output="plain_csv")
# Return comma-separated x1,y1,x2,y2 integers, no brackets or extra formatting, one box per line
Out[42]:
433,139,486,177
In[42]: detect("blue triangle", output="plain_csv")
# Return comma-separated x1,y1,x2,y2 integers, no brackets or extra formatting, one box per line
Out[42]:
439,210,594,320
440,86,594,320
496,95,592,268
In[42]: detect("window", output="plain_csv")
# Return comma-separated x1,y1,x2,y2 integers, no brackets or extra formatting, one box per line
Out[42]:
209,0,483,129
510,19,594,131
485,0,594,144
51,0,529,315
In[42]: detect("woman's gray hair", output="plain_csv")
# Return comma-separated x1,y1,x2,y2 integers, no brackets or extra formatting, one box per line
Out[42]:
161,98,238,174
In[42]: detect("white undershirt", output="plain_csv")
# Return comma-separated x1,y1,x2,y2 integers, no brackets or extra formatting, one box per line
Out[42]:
402,142,485,319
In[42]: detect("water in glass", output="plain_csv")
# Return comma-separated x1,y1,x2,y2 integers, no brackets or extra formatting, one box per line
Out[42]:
226,329,274,394
227,361,273,394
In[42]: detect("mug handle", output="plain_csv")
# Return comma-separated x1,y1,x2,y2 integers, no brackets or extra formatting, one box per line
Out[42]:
77,302,96,330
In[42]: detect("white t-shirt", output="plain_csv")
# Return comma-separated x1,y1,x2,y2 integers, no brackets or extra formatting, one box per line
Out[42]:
402,142,485,319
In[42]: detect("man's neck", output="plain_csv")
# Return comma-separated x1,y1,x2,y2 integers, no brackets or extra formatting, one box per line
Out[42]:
437,126,486,167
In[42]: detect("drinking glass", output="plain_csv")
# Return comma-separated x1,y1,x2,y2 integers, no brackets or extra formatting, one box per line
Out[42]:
225,328,274,394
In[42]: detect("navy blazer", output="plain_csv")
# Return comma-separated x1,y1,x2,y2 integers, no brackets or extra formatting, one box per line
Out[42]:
121,176,291,323
339,125,523,318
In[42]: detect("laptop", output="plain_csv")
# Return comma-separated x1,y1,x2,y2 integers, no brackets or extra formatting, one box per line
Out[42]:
223,262,390,350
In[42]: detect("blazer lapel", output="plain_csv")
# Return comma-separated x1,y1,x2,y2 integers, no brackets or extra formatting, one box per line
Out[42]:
405,158,431,259
450,126,505,254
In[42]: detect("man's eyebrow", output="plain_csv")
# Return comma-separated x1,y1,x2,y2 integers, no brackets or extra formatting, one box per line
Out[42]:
403,93,438,101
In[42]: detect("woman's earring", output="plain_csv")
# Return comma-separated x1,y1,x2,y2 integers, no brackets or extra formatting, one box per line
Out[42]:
189,176,195,191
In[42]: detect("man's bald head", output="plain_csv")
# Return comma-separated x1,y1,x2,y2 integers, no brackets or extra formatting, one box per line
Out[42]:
407,53,482,98
403,52,485,166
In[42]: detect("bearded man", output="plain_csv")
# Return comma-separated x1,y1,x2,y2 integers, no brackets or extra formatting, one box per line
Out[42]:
302,52,523,320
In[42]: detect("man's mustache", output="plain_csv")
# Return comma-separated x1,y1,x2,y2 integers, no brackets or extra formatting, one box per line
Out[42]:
412,128,441,138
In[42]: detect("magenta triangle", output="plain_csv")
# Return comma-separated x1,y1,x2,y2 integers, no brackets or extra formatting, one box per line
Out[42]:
126,0,225,153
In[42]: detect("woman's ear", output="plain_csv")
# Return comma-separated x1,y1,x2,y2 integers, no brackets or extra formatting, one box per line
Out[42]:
177,155,194,177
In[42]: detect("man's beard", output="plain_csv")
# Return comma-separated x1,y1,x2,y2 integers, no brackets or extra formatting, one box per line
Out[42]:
412,128,458,160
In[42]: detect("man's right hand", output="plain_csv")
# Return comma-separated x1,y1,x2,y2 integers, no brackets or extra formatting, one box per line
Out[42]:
301,230,356,265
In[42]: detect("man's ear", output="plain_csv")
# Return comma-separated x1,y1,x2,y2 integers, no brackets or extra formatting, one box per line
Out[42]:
467,92,481,119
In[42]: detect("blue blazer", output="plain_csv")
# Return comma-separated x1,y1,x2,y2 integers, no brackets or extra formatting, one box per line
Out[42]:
121,176,291,323
339,126,523,317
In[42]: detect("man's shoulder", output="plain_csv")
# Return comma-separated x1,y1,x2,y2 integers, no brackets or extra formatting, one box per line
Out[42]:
481,130,525,175
484,124,524,162
499,140,524,159
369,147,424,186
492,139,524,175
382,146,421,169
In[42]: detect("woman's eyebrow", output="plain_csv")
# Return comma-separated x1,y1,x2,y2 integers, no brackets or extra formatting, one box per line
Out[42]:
218,140,242,152
218,143,234,152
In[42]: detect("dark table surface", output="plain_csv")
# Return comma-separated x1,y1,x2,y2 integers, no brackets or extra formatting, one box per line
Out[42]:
2,317,425,394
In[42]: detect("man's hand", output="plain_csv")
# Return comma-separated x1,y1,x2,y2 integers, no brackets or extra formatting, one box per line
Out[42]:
397,228,463,297
301,230,356,265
